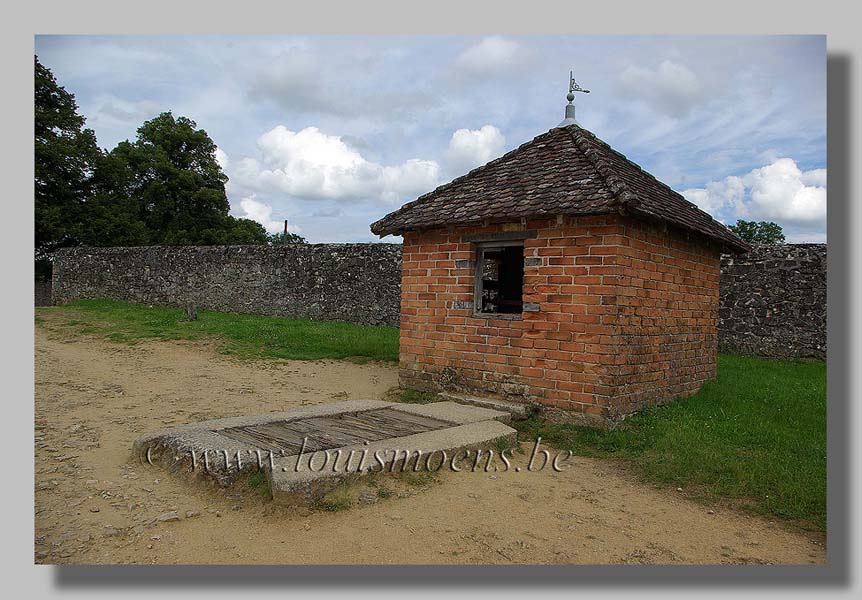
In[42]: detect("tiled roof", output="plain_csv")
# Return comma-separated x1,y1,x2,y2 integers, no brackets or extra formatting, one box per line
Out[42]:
370,124,750,253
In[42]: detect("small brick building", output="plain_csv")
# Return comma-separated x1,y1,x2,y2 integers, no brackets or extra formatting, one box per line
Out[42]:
371,123,749,423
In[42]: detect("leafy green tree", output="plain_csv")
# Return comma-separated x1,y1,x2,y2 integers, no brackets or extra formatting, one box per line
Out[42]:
36,58,272,268
267,230,307,245
77,150,151,247
34,55,102,270
106,112,268,245
728,220,786,245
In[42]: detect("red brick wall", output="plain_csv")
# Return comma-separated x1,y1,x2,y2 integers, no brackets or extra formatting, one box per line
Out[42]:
610,218,722,417
398,214,722,422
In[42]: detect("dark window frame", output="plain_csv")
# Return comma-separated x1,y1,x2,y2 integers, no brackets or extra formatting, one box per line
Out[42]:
473,240,525,317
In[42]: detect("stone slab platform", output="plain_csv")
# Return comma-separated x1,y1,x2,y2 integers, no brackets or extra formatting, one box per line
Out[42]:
132,399,516,506
439,392,531,419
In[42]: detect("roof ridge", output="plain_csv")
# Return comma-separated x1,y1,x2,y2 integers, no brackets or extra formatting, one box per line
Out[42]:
566,126,640,211
570,126,722,223
370,123,750,252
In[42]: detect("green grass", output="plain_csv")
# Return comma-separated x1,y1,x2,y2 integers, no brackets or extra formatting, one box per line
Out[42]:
516,354,827,532
246,470,271,498
247,470,267,489
41,299,399,362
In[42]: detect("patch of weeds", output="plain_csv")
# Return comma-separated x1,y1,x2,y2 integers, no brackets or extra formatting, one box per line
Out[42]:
398,389,442,405
316,489,353,512
246,470,271,498
524,403,542,420
365,475,394,498
398,469,437,488
495,435,517,455
247,470,267,489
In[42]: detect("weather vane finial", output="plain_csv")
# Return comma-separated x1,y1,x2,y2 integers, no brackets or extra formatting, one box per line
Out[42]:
558,71,589,128
567,70,590,103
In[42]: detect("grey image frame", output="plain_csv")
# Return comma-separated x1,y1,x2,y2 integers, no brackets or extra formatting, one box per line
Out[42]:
11,15,851,593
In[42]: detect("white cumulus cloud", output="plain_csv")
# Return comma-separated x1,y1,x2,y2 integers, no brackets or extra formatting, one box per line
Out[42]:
744,159,827,226
619,60,704,118
682,158,827,237
230,126,441,204
683,176,746,215
235,195,298,235
801,168,827,188
452,37,533,77
215,147,229,170
444,125,506,176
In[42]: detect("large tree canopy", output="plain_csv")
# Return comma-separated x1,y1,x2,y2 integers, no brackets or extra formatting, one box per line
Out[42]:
34,55,102,257
35,57,273,278
103,112,267,245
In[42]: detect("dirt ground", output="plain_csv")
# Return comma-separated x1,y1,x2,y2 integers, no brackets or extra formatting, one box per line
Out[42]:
34,310,825,565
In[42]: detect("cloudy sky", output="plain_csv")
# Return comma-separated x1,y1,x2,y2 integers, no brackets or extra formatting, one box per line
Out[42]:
35,35,826,243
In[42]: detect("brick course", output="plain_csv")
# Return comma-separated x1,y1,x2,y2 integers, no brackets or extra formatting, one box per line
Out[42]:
398,214,722,423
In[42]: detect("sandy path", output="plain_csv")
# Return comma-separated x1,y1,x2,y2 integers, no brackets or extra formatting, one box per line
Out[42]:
34,310,824,565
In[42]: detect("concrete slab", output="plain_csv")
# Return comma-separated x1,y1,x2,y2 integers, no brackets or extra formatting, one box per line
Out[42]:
269,419,516,506
132,400,517,504
392,401,512,424
438,392,531,419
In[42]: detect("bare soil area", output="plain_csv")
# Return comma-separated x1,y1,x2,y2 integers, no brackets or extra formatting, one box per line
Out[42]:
34,311,825,565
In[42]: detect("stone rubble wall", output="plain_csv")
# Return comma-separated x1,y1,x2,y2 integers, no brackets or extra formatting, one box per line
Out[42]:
718,244,826,359
51,244,402,327
35,279,53,307
50,243,826,358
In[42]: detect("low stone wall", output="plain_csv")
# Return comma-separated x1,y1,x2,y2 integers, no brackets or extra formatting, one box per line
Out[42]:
51,243,827,358
35,279,53,307
719,244,826,359
52,244,402,327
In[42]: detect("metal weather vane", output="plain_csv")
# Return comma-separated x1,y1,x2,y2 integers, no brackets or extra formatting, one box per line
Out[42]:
558,71,589,127
567,71,590,103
